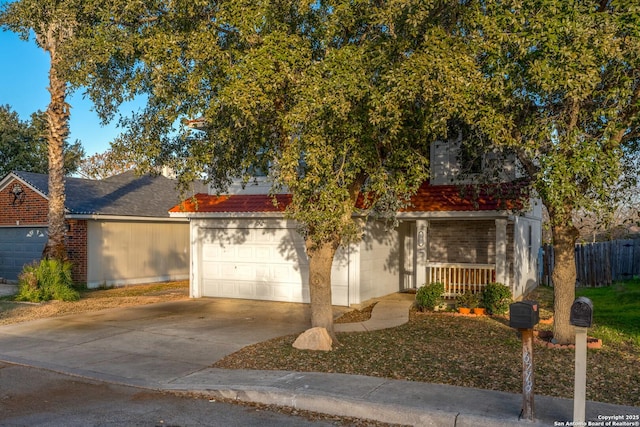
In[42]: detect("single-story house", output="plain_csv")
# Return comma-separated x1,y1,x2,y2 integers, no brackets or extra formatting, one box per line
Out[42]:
0,170,201,287
169,140,542,306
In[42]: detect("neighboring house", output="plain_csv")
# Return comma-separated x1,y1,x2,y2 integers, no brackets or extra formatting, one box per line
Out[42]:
169,140,543,307
0,170,198,287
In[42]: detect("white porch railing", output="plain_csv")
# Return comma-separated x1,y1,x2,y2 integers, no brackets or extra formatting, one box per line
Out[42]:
427,262,496,297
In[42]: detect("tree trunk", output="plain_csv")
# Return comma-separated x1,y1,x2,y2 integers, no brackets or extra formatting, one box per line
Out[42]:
41,42,69,262
306,238,340,344
551,222,579,345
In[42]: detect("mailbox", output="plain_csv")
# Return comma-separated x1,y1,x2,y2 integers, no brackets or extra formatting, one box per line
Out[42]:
509,300,540,329
570,297,593,328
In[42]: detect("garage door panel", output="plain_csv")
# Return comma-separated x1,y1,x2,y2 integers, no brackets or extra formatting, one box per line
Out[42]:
237,246,254,260
202,245,219,261
254,247,270,260
219,281,236,296
237,282,255,295
200,227,345,305
235,264,257,280
255,284,273,298
0,227,47,281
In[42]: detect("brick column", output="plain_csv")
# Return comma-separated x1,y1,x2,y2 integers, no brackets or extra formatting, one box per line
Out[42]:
66,219,88,284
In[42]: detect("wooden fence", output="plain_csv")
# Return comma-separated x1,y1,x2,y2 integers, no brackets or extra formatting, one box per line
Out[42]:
541,239,640,287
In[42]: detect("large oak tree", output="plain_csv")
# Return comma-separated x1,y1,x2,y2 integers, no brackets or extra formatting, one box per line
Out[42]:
468,0,640,344
68,0,479,342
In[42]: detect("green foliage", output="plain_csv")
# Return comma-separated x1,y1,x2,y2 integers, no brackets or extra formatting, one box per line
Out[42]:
464,0,640,342
481,283,511,315
16,259,80,302
62,0,479,248
0,106,84,177
455,290,480,309
76,149,136,179
464,1,640,226
415,282,445,312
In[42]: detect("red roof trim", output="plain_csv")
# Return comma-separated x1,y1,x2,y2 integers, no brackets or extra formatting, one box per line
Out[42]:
170,182,524,214
170,193,291,213
399,182,524,212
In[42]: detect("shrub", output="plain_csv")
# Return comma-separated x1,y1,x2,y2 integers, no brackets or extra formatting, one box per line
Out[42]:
415,282,445,311
481,282,512,315
16,259,80,302
455,290,480,309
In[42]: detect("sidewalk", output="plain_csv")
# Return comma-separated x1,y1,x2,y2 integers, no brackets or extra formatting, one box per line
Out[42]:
178,296,632,427
165,368,635,427
0,293,637,426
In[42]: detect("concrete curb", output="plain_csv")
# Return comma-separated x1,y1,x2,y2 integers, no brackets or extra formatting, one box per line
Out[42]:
167,384,550,427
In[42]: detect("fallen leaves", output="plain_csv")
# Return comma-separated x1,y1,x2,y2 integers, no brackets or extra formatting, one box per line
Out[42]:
214,310,640,407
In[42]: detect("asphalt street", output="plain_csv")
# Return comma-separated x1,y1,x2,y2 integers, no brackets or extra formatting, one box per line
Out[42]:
0,362,385,427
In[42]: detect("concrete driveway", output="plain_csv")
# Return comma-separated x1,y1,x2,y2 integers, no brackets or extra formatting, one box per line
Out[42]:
0,298,318,388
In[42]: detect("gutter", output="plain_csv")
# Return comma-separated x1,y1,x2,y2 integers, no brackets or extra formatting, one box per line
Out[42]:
66,214,189,222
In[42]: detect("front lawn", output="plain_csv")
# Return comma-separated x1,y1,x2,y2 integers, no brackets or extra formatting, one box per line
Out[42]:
576,278,640,346
214,281,640,407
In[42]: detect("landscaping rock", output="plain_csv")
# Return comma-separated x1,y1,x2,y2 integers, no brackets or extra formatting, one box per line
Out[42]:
292,327,332,351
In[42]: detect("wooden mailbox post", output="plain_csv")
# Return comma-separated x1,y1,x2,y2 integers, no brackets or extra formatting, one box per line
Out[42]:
509,300,540,422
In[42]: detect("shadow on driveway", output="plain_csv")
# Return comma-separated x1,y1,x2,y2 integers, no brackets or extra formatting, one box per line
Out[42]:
0,298,319,387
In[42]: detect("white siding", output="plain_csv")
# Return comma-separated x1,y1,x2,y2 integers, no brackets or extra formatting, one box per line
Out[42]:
356,221,401,303
430,139,461,185
430,139,517,185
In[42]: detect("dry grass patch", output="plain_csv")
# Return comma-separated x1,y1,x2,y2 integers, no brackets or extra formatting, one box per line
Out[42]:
215,294,640,407
0,281,189,326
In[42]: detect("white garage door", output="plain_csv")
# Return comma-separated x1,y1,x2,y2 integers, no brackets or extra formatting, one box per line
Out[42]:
0,227,47,281
201,228,310,302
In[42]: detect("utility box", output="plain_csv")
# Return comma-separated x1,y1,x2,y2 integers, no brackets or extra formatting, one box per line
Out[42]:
509,300,540,329
570,297,593,328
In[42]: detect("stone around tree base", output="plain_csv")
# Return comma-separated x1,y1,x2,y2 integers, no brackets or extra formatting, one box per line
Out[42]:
293,327,333,351
535,330,603,349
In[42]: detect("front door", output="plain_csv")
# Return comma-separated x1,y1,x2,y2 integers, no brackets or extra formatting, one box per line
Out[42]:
400,221,416,291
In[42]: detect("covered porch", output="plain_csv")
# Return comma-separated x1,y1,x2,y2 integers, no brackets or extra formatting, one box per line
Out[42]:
427,262,496,298
400,217,511,298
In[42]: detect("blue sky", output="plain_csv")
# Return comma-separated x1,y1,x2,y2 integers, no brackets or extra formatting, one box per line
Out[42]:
0,29,141,157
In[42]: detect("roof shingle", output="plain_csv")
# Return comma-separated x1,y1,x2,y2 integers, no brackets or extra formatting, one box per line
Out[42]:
12,171,200,218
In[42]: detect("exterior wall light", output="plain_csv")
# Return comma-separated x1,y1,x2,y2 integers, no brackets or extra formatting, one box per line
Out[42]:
11,183,25,205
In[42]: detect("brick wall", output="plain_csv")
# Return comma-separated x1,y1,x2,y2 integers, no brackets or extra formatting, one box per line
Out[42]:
66,220,88,284
0,179,49,225
1,178,88,284
428,219,516,286
428,220,496,264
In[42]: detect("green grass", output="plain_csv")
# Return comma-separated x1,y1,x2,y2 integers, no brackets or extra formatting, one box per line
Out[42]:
577,277,640,346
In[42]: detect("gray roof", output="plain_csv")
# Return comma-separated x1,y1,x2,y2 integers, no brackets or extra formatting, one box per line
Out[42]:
12,171,202,218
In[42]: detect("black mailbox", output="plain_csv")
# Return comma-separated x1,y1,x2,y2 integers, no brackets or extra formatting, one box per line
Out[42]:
509,300,540,329
570,297,593,328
